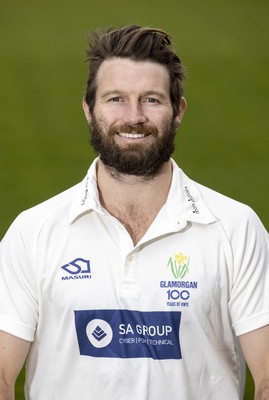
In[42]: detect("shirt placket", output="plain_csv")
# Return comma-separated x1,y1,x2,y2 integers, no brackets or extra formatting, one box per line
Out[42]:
117,224,141,299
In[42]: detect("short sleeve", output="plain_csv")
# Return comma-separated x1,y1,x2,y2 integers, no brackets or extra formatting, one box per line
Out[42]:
0,214,39,341
228,207,269,336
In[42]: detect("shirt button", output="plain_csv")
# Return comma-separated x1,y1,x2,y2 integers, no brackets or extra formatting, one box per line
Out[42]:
128,254,134,262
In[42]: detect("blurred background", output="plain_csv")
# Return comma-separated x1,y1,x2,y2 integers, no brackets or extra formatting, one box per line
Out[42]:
1,0,268,398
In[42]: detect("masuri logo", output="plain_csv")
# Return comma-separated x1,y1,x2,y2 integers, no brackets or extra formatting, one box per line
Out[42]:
167,252,190,279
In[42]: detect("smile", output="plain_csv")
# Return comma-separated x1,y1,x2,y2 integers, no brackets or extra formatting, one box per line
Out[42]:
118,133,147,138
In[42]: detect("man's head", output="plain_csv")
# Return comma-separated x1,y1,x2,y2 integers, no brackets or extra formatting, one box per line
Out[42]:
83,25,186,177
84,25,185,118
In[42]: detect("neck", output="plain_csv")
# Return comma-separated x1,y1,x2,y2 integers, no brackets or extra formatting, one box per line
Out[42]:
97,159,172,203
96,159,173,244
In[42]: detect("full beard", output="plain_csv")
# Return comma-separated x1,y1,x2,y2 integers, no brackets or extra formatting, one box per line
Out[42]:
89,115,177,178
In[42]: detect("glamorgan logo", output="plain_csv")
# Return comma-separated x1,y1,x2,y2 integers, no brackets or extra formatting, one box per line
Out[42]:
167,252,190,279
61,258,91,281
161,252,197,308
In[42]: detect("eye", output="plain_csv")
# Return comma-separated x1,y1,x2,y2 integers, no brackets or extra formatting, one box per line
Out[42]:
109,96,123,102
145,97,159,104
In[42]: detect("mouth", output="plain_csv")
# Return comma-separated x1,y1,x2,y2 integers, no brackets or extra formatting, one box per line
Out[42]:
118,133,148,139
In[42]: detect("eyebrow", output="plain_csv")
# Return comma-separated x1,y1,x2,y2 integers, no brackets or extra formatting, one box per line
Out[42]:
100,90,168,100
142,91,168,100
100,91,125,99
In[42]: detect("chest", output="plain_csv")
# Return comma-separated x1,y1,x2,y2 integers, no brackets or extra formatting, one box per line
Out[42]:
35,215,236,364
108,203,160,245
38,214,233,315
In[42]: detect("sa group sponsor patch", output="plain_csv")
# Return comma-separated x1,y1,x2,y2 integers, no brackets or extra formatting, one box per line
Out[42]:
74,309,181,360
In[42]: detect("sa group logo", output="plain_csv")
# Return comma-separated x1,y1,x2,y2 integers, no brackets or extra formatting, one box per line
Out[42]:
61,258,91,281
86,319,113,348
167,252,190,279
74,309,182,360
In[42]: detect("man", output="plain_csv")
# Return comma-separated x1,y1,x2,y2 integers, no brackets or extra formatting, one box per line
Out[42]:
0,25,268,400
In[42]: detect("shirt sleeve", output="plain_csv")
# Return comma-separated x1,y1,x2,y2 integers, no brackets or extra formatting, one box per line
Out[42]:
228,206,269,336
0,214,39,341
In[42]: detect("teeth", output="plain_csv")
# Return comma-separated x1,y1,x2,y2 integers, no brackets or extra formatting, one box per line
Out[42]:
118,133,145,138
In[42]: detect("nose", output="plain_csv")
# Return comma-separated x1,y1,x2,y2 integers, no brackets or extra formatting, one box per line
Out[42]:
123,101,148,125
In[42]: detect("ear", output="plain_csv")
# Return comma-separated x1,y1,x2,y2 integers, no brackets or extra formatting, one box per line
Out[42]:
82,97,92,124
174,97,187,126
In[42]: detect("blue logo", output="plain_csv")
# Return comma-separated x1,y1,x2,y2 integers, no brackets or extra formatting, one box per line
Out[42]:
61,258,91,281
74,309,181,360
92,326,107,342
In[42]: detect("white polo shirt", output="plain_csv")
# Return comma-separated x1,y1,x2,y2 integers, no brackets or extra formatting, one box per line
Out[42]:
0,159,268,400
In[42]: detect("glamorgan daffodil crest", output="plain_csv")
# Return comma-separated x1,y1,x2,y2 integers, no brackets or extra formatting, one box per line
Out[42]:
167,252,190,279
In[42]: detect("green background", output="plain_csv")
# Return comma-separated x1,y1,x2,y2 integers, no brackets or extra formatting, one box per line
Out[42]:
1,0,268,398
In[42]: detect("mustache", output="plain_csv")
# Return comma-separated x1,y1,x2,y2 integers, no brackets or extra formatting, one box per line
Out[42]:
108,124,158,136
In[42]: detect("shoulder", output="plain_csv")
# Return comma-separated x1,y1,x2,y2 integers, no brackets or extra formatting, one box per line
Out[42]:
2,183,80,242
1,160,99,244
195,182,252,217
171,160,267,235
194,181,267,241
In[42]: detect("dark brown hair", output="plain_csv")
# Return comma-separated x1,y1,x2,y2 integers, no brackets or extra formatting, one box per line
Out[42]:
84,25,185,117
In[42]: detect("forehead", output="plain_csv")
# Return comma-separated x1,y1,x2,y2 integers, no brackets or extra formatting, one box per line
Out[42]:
95,57,170,96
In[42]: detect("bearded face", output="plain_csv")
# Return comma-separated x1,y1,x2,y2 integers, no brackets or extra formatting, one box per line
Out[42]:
89,114,178,177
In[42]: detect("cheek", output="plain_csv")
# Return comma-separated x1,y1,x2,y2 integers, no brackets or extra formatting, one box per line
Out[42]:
94,111,119,130
149,107,173,124
158,114,175,133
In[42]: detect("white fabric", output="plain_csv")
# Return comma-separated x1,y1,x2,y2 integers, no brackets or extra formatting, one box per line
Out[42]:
0,159,268,400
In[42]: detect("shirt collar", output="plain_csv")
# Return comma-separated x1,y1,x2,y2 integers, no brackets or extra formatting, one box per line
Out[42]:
69,158,101,223
69,158,216,225
165,159,216,225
